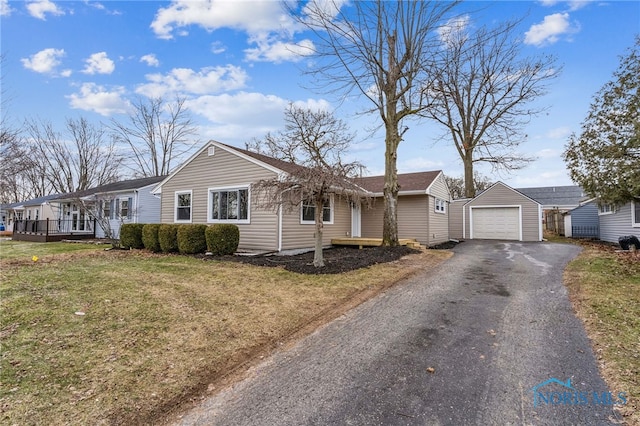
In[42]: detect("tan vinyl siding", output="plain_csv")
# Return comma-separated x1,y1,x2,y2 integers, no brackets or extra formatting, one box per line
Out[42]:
449,199,469,240
281,197,351,250
428,173,451,201
360,195,436,245
426,173,451,245
427,196,449,245
398,195,429,244
160,146,279,250
361,198,384,239
465,183,541,241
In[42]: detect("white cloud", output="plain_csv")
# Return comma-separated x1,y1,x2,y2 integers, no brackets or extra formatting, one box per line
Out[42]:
1,0,13,16
21,48,66,74
437,14,470,47
524,13,580,46
26,0,64,20
245,36,314,63
150,0,315,63
151,0,296,40
538,0,592,10
140,54,160,67
136,65,248,98
545,126,572,139
67,83,130,116
82,52,115,75
398,157,444,173
211,41,226,54
187,92,332,142
536,148,562,159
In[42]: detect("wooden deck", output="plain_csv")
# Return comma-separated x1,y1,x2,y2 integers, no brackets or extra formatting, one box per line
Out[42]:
331,237,424,249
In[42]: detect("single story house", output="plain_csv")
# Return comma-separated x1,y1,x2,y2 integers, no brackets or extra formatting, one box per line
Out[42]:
597,199,640,243
151,141,453,252
450,182,542,242
52,176,164,240
563,199,599,238
6,194,62,235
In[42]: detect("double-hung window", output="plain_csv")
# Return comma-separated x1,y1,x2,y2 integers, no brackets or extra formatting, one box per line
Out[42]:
633,200,640,227
175,191,192,222
301,197,333,224
434,198,446,214
598,203,613,215
209,187,249,223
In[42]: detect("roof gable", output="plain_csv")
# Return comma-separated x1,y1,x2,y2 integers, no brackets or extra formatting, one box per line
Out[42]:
466,181,541,206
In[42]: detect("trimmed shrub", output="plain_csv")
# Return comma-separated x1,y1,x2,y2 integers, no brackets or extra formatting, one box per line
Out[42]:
206,224,240,255
120,223,145,249
142,224,161,253
158,224,179,253
177,224,208,254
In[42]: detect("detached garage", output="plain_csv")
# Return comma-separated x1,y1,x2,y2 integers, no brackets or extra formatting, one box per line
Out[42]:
462,182,542,241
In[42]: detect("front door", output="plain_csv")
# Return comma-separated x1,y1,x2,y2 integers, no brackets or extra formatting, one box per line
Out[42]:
351,203,361,237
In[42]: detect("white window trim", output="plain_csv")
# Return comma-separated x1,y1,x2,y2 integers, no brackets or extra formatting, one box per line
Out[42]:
598,203,614,216
434,198,447,214
632,200,640,228
174,190,192,223
301,195,334,225
207,185,251,224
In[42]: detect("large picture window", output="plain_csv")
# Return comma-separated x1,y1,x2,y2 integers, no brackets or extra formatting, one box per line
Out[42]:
175,191,192,222
209,188,249,223
301,197,332,224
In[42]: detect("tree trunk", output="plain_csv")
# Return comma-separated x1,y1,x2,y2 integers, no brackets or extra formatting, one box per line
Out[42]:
313,198,325,267
382,122,400,246
463,152,475,198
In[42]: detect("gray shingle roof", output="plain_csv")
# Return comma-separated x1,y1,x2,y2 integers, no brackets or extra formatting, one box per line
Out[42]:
354,171,441,194
515,185,587,207
54,176,167,201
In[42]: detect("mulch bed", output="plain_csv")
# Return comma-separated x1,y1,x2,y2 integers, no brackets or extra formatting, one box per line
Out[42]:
207,246,421,275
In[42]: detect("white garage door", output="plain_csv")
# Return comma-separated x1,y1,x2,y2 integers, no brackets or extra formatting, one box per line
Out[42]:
471,207,520,240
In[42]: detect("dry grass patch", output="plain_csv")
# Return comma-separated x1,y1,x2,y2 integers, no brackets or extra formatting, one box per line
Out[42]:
564,242,640,424
0,245,450,425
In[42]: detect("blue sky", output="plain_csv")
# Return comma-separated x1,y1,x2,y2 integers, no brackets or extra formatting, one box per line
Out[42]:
1,0,639,188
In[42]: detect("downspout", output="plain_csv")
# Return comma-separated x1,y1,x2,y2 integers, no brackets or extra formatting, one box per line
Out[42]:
278,202,283,253
463,204,466,239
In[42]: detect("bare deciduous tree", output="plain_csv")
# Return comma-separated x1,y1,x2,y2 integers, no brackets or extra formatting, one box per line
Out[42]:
289,0,458,246
25,117,123,194
444,172,493,200
248,104,365,267
110,97,197,177
422,18,559,198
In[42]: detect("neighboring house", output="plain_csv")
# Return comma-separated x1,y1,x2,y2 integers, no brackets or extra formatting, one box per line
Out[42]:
516,185,587,235
151,141,453,252
597,199,640,243
354,171,451,246
564,199,599,238
7,194,61,235
53,176,165,240
458,182,542,242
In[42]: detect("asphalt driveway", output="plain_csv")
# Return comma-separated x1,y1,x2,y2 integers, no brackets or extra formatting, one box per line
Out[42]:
174,241,623,425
